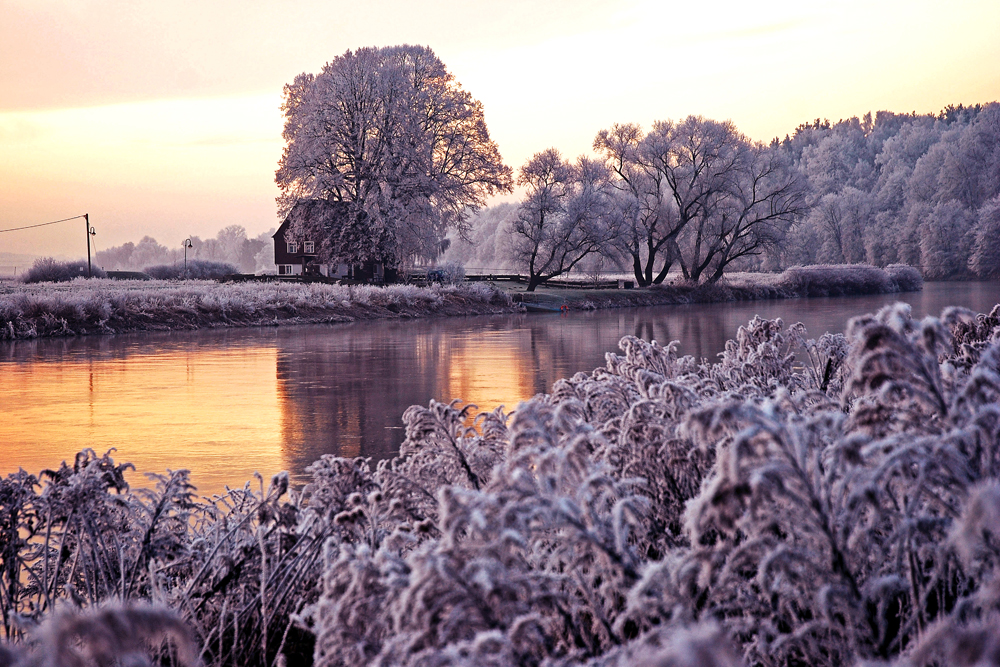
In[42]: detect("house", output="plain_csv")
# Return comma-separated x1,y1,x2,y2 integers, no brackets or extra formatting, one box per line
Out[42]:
272,199,398,282
272,200,349,278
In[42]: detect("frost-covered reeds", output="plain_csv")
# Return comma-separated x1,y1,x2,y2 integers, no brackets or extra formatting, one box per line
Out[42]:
5,299,998,667
0,280,515,340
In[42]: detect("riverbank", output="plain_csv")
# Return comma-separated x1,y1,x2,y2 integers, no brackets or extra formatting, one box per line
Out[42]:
0,280,518,340
518,263,923,309
0,264,922,340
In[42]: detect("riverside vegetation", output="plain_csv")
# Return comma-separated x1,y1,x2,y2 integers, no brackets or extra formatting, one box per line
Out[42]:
0,263,921,340
2,297,999,666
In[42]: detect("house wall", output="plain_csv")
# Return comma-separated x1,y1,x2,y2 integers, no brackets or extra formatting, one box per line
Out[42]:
273,219,320,270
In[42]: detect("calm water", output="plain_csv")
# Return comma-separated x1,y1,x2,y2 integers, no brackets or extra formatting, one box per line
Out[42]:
2,281,997,493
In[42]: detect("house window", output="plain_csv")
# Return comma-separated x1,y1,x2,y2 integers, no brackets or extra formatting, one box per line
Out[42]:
303,241,315,254
278,264,294,275
287,242,298,254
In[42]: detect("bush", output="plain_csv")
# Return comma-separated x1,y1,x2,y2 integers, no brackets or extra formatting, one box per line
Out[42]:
143,260,239,280
780,263,893,296
19,257,106,283
886,263,924,291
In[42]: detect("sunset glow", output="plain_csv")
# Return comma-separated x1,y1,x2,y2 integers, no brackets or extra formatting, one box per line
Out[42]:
1,0,998,258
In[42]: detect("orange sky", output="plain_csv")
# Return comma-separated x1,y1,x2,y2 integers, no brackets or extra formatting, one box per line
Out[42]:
1,0,998,259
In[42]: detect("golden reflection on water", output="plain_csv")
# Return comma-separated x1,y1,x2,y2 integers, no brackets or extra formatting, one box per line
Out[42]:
272,324,545,482
1,347,284,494
443,330,537,415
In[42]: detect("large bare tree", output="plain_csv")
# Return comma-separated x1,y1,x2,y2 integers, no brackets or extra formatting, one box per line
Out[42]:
594,123,675,287
276,45,513,268
596,116,806,284
683,142,807,282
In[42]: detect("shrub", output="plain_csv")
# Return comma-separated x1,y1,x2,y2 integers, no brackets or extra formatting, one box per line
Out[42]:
886,263,924,291
779,263,893,296
20,258,106,283
144,260,239,280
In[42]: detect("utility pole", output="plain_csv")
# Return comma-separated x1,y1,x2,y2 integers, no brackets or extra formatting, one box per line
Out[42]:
85,214,92,278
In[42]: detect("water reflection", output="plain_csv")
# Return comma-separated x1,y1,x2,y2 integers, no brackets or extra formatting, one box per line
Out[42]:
1,281,997,493
0,333,285,493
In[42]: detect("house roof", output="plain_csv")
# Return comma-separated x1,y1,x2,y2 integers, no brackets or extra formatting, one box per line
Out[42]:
273,199,350,239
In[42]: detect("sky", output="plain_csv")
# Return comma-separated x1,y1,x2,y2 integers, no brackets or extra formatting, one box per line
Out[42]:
1,0,998,260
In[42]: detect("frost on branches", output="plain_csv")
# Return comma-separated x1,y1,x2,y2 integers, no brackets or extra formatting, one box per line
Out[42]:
275,45,513,269
302,302,1000,667
3,303,1000,667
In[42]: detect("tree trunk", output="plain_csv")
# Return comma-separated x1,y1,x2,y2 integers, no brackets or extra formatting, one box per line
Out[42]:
651,239,680,284
632,254,648,287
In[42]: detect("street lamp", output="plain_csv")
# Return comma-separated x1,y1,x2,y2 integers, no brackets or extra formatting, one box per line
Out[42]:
183,238,193,277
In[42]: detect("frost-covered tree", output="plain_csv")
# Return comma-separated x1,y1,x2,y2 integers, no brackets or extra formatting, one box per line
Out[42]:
917,199,976,279
276,45,513,269
805,187,875,264
638,116,743,284
681,141,806,282
969,195,1000,278
800,115,876,196
593,122,678,287
129,236,175,270
772,103,1000,278
96,227,271,274
595,116,806,284
507,150,619,291
439,202,519,271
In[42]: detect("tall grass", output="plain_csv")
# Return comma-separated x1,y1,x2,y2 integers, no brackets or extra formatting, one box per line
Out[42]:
3,300,997,666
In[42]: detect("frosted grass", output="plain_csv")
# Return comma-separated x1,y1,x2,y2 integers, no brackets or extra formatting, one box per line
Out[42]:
0,279,515,340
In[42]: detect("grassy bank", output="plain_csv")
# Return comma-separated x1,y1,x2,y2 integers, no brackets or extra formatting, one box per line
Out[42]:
0,264,922,340
0,280,518,340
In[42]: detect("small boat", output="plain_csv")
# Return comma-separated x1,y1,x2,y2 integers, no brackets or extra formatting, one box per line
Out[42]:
523,302,566,313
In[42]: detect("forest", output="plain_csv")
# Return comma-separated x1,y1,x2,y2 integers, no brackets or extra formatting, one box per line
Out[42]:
2,301,1000,666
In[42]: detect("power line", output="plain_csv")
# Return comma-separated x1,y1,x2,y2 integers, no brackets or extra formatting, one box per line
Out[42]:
0,215,87,234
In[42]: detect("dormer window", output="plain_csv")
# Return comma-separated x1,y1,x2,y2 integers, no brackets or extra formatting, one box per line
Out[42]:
303,241,315,254
287,242,298,253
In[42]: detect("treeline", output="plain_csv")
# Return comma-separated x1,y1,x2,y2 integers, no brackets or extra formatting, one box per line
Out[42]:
445,103,1000,284
95,225,275,275
779,103,1000,278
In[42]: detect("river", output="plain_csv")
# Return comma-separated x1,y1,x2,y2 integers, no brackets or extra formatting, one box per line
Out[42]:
2,281,997,493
